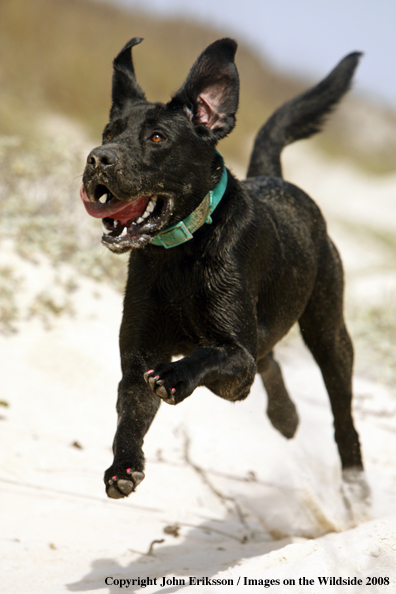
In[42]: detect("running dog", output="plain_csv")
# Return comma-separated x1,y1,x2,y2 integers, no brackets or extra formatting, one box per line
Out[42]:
80,38,364,499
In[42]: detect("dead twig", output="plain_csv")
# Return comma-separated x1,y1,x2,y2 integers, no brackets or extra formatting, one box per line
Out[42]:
147,539,165,556
129,538,165,558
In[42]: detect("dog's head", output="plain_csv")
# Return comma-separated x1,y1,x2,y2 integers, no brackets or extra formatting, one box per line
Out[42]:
81,37,239,253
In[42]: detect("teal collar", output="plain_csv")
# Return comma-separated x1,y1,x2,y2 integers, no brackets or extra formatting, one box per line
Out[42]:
150,154,228,249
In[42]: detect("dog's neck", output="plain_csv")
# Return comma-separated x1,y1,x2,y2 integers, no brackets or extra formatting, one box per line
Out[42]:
150,154,228,249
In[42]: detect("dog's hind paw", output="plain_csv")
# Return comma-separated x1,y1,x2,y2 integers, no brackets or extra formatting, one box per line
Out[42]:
267,396,299,439
105,469,145,499
341,468,371,526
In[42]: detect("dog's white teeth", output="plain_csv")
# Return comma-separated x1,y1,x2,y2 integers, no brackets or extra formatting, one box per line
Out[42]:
99,195,107,204
102,225,112,235
120,227,128,237
140,197,157,220
114,220,120,228
147,199,156,213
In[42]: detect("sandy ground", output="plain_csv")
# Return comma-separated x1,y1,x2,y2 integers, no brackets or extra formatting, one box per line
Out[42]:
1,139,396,593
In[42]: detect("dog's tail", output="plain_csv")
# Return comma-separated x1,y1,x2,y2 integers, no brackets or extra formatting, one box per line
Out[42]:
246,52,362,179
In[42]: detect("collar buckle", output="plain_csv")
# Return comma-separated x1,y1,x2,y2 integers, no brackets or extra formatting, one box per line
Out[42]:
151,221,193,249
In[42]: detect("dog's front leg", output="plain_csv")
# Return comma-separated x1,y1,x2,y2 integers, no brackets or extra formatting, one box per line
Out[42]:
144,343,256,405
104,359,162,499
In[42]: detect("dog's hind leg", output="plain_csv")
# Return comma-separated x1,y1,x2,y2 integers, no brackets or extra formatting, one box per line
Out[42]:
257,353,299,439
298,267,371,523
298,240,363,472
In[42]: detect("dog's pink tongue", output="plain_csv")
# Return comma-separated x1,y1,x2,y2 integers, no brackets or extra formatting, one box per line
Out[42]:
80,184,149,224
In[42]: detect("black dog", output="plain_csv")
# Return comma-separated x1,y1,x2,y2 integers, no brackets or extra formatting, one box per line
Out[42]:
81,38,364,499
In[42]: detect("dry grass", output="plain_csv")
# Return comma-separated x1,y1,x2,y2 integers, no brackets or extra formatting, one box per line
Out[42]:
0,266,22,333
350,302,396,386
0,123,128,333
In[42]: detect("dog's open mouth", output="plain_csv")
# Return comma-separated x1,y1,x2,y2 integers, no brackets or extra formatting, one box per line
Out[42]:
80,183,173,252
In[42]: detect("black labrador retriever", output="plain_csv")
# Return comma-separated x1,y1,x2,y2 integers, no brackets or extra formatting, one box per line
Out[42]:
81,38,364,499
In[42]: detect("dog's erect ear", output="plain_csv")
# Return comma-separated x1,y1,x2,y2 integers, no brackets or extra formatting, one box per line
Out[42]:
111,37,146,115
170,38,239,142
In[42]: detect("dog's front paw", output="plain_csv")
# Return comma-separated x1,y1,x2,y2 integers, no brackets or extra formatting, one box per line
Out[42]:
144,363,191,405
104,467,145,499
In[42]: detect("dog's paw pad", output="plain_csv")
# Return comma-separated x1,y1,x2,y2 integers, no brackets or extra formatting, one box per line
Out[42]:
117,479,134,495
107,483,126,499
156,384,170,400
127,469,145,486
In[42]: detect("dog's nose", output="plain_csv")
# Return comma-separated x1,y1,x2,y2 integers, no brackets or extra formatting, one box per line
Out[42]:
87,147,117,169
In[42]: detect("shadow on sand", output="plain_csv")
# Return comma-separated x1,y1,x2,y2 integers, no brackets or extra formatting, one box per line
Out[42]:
66,507,293,593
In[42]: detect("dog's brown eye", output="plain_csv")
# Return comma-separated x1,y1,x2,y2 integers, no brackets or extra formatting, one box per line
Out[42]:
106,131,112,140
150,133,164,143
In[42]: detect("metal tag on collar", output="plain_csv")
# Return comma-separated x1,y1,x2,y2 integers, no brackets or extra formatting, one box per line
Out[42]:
206,191,214,224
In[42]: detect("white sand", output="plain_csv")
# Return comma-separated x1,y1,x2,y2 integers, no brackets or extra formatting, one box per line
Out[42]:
1,143,396,593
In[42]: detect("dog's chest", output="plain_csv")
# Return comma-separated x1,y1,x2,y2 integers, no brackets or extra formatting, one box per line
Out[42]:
152,257,215,345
